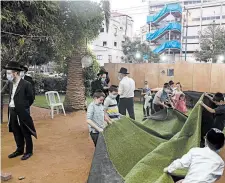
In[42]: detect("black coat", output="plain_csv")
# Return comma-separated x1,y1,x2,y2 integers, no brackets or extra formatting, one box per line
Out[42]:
24,75,35,98
91,79,104,96
8,79,37,138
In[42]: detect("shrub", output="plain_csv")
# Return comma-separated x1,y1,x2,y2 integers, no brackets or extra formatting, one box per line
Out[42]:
33,74,67,94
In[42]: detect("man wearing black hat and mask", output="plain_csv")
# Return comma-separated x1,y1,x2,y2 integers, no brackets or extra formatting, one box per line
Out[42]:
3,61,37,160
118,67,135,120
20,65,35,114
91,70,109,96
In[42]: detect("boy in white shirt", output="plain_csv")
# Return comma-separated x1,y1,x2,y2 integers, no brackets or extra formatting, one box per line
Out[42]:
164,128,225,183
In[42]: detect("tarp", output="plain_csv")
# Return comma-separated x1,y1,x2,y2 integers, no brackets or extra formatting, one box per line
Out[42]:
153,40,181,54
147,3,182,24
146,22,181,41
88,95,222,183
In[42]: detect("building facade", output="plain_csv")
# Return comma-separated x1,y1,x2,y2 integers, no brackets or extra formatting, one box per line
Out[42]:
91,12,133,66
145,0,225,62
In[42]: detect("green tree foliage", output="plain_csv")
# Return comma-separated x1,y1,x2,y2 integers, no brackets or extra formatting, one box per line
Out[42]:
1,1,59,67
122,37,160,63
1,1,105,67
195,23,225,63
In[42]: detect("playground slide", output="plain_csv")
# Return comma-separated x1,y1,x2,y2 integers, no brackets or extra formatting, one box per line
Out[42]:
147,3,182,24
153,40,181,54
146,22,181,42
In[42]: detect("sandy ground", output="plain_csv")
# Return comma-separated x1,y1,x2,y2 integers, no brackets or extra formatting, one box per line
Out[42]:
1,105,94,183
1,105,225,182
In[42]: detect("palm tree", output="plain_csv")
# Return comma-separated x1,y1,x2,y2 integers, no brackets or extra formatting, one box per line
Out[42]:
64,47,86,111
63,1,108,112
101,0,110,33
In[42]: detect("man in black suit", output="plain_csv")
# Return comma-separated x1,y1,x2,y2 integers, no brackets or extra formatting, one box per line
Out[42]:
20,66,35,114
91,70,108,96
3,61,37,161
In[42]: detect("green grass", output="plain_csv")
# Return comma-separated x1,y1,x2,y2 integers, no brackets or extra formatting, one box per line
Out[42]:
33,95,144,122
33,95,191,122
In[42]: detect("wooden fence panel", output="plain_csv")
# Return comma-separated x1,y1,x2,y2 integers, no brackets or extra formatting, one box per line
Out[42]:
192,63,211,92
210,64,225,93
174,62,194,91
129,64,145,88
104,63,225,93
145,63,159,89
158,64,175,87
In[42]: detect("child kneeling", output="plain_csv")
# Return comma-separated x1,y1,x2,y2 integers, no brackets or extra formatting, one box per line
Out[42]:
87,91,111,147
164,128,225,183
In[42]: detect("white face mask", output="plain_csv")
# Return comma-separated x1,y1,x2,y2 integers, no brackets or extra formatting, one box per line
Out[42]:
7,74,14,81
109,93,117,99
20,71,25,77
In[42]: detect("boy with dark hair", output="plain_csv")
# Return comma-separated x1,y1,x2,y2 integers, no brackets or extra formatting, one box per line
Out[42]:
152,83,174,113
104,86,120,120
91,70,108,96
164,128,225,183
199,92,225,131
87,90,111,146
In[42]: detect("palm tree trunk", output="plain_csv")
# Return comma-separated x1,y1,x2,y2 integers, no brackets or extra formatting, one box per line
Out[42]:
64,48,86,112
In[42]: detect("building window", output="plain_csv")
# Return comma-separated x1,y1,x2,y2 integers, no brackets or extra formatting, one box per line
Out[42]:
103,41,107,46
108,55,112,62
100,28,104,32
192,17,200,21
114,42,117,47
114,28,118,36
167,69,174,77
97,55,103,60
183,36,199,39
122,41,125,44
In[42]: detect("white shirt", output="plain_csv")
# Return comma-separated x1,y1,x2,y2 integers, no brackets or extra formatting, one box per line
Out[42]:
118,76,135,98
9,78,21,107
167,147,224,183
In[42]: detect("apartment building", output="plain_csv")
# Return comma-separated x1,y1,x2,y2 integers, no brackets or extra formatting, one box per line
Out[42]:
145,0,225,62
91,12,133,66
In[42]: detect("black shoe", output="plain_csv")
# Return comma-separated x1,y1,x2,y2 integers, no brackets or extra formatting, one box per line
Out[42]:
21,153,33,160
8,151,24,159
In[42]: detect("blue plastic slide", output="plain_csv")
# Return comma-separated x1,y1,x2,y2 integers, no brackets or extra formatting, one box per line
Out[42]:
147,3,182,24
153,40,181,54
146,22,181,41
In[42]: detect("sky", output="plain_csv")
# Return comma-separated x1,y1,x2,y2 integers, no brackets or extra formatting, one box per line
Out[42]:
110,0,149,33
93,0,175,33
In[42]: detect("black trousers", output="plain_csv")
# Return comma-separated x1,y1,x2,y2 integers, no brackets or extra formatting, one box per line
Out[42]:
119,97,135,120
153,104,164,113
90,132,99,147
9,108,33,153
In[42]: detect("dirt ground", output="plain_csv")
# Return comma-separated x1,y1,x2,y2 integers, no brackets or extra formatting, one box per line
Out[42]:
1,105,94,183
1,105,225,183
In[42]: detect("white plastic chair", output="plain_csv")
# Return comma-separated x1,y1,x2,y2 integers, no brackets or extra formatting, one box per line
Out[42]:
45,91,66,119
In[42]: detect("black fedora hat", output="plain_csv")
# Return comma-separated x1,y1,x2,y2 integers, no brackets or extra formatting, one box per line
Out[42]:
118,67,129,74
21,65,28,72
97,70,107,76
3,61,23,71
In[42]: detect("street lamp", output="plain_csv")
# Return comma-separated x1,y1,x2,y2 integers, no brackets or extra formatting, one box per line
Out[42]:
218,55,225,62
161,55,167,62
135,52,141,59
